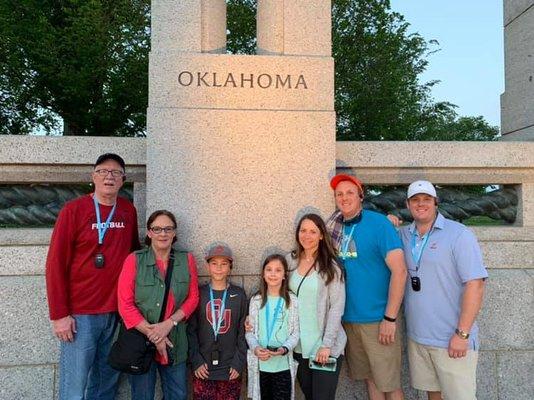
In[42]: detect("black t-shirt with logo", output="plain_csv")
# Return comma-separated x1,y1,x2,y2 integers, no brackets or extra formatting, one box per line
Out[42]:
187,283,248,380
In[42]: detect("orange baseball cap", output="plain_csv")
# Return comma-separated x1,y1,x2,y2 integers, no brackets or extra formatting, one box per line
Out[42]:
330,174,364,193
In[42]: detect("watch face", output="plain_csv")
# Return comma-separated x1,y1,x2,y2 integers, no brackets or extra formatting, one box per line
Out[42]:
456,329,469,339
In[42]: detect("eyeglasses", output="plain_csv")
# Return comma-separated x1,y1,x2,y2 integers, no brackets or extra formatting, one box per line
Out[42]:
94,169,124,177
150,226,175,234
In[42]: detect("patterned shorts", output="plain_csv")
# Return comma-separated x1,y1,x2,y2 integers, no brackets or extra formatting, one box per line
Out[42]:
192,376,242,400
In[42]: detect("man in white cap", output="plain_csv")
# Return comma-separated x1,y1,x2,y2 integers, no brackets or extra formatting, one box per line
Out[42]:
399,180,488,400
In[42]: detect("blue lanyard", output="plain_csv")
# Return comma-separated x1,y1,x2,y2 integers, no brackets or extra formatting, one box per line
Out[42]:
341,224,356,258
265,297,283,346
410,227,434,273
209,285,228,341
93,195,116,245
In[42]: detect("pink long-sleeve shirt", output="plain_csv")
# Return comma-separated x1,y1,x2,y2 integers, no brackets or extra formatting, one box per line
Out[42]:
117,252,199,329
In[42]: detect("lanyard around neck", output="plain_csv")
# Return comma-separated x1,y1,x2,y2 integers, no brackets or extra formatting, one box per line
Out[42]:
341,224,357,257
209,285,228,341
410,217,437,273
93,195,116,245
266,297,283,346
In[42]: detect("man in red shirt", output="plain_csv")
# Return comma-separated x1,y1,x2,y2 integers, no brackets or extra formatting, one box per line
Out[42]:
46,153,140,400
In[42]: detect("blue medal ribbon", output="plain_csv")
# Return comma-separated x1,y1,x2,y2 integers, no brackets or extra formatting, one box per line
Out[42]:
340,224,356,259
209,285,228,341
265,297,283,347
93,195,116,245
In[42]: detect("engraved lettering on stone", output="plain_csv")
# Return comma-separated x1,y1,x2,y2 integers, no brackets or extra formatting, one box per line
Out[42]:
241,73,254,88
177,71,309,90
224,73,237,88
212,72,222,87
257,74,273,89
276,75,291,89
178,71,193,86
295,74,308,89
197,72,210,87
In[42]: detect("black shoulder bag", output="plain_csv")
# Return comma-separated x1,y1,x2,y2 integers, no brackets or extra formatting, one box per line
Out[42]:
108,252,175,374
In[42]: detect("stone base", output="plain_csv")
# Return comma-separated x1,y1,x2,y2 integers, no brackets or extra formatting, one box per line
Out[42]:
147,108,336,270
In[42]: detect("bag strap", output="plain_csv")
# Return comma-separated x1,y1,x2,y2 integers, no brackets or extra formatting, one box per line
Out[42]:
295,262,315,297
158,250,175,323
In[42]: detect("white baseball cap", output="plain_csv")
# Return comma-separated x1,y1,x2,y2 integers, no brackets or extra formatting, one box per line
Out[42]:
407,180,437,199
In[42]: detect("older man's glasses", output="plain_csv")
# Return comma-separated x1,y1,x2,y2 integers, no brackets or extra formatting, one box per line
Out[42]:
150,226,175,234
94,169,124,177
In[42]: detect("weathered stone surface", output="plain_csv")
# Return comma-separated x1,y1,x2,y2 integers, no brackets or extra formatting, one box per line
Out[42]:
500,126,534,141
243,275,261,298
201,0,226,53
478,269,534,350
0,137,145,166
336,142,534,185
256,0,284,55
336,141,534,169
0,136,146,183
0,245,48,276
151,0,201,53
257,0,331,57
504,0,534,26
472,226,534,242
0,228,52,246
501,4,534,137
497,351,534,399
477,351,498,400
516,183,534,227
147,108,335,278
283,1,331,56
149,53,334,111
0,365,55,399
133,182,147,235
479,241,534,269
0,276,58,365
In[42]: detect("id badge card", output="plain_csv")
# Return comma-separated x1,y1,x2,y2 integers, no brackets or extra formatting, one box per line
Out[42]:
211,350,219,366
211,341,219,366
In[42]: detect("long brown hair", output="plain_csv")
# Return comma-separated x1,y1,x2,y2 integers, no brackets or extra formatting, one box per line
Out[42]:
259,254,291,309
294,213,343,285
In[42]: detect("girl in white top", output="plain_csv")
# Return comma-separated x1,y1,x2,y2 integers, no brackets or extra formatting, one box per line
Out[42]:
246,254,300,400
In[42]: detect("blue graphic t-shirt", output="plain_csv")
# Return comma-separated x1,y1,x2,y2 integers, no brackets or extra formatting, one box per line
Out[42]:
339,210,402,323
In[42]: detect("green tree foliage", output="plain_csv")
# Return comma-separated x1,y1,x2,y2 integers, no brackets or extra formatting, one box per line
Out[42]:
227,0,256,54
0,0,498,140
0,0,150,136
227,0,498,141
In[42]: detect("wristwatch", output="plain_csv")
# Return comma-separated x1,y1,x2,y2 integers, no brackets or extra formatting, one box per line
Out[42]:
169,316,178,327
455,328,470,339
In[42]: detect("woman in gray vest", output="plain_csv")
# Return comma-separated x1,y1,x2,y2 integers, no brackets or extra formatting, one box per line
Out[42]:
287,213,346,400
117,210,199,400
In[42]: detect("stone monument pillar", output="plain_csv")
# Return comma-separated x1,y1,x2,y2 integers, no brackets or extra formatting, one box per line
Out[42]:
147,1,335,273
501,0,534,141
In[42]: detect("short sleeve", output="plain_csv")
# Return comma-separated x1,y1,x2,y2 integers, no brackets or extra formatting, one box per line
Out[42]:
453,229,488,283
379,217,403,258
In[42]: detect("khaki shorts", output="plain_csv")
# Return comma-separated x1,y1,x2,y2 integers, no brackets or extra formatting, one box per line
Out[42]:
408,339,478,400
343,321,402,392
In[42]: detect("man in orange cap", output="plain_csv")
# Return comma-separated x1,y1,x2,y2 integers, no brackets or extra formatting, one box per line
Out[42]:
327,174,407,400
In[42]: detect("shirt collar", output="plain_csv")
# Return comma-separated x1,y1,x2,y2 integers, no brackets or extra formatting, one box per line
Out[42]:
409,212,444,234
343,209,363,225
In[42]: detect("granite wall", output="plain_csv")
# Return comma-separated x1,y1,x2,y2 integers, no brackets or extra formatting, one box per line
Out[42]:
501,0,534,140
0,138,532,399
